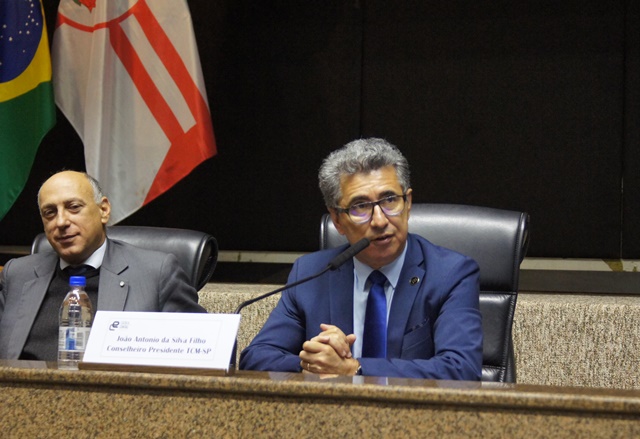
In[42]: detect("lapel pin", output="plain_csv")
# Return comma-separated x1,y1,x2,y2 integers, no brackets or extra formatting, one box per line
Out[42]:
119,281,125,287
410,277,419,286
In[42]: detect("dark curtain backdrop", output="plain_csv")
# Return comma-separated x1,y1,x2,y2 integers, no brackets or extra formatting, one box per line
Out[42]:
1,0,638,259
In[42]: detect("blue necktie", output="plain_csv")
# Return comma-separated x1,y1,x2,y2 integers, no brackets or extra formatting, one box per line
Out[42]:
362,270,387,358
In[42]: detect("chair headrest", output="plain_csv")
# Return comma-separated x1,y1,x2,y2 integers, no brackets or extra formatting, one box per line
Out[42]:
32,226,218,290
320,203,529,291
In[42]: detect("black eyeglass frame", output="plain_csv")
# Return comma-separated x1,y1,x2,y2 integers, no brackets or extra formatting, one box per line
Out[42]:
334,193,408,224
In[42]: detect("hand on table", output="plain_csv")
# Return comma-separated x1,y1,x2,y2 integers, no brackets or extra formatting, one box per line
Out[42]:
299,324,359,376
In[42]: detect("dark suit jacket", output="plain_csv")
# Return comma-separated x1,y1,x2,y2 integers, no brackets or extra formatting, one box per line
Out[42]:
240,233,483,380
0,238,205,359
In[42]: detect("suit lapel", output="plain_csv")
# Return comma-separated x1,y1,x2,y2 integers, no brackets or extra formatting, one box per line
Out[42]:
387,235,426,358
328,258,355,334
97,240,130,311
9,255,57,358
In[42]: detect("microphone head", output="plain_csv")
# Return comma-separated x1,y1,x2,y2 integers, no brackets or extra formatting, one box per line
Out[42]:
327,238,370,270
350,237,371,253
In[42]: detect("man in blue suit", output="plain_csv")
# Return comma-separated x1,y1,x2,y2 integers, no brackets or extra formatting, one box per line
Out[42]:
240,138,482,379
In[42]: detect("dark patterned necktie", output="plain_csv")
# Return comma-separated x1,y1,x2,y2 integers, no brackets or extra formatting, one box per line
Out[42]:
362,270,388,358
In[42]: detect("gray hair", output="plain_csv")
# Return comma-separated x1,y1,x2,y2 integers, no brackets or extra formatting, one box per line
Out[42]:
318,138,411,208
85,173,106,204
37,171,107,207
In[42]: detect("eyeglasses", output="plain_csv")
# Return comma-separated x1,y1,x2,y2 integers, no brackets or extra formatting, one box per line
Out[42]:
335,194,407,224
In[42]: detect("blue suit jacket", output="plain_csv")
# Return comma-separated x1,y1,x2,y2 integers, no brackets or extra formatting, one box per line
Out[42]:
240,233,483,380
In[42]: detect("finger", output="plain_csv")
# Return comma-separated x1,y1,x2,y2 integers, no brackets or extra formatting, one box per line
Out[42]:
325,334,352,358
319,323,338,332
309,334,331,344
308,336,351,359
318,324,354,358
302,340,329,354
299,360,313,373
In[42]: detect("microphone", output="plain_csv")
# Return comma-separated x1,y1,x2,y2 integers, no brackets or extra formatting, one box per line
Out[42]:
229,238,370,369
233,237,370,314
327,237,370,270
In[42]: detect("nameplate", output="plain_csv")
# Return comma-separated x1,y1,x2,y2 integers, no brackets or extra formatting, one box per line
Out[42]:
81,311,240,374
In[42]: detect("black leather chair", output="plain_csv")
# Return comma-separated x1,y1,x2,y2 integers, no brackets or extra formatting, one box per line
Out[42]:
320,203,529,382
32,226,218,291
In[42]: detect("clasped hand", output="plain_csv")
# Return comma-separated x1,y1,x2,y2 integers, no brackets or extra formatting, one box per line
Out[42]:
299,323,359,376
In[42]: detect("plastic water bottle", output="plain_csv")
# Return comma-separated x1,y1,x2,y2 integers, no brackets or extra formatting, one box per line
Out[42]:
58,276,94,369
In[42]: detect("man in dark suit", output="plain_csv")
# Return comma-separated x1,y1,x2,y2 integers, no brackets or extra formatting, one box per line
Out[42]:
0,171,205,361
240,138,482,379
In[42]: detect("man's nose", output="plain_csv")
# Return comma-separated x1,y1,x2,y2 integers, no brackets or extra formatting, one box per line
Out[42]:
55,211,70,227
369,204,389,228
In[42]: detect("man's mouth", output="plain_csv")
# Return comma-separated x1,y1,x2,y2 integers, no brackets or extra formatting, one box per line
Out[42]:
371,234,392,243
57,234,76,244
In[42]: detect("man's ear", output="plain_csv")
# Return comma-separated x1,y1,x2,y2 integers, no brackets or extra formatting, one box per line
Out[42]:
100,197,111,225
329,208,347,236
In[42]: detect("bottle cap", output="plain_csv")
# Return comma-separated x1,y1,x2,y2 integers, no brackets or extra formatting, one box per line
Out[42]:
69,276,87,287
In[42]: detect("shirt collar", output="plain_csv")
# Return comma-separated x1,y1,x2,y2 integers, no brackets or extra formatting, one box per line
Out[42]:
59,238,107,271
353,238,409,291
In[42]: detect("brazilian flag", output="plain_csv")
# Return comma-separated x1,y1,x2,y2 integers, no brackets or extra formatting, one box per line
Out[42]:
0,0,56,220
